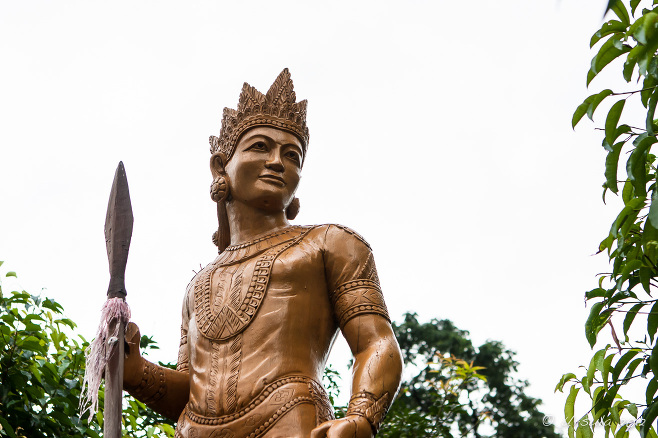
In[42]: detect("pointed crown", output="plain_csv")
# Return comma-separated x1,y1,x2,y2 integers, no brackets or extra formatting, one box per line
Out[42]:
209,68,309,161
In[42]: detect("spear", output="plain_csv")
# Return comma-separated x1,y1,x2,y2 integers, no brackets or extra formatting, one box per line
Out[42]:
81,162,133,436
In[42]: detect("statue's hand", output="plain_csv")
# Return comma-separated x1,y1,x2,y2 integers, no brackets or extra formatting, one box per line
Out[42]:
310,416,373,438
123,322,145,389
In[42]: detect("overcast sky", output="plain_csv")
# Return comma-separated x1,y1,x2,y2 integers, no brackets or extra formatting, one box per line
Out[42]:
0,0,630,435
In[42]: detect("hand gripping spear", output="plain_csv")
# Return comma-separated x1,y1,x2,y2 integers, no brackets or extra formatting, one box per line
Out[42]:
81,162,133,437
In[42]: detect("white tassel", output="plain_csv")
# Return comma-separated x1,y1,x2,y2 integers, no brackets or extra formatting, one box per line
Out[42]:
80,297,131,420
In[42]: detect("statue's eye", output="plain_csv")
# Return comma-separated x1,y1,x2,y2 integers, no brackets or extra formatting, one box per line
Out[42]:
285,150,301,164
249,141,267,151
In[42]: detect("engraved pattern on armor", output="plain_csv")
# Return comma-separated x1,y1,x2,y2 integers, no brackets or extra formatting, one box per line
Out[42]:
331,279,390,328
127,361,167,405
307,378,335,424
270,388,294,405
177,327,189,373
194,227,314,341
346,391,390,433
225,333,243,413
207,341,223,415
225,268,244,413
212,268,233,310
357,252,380,285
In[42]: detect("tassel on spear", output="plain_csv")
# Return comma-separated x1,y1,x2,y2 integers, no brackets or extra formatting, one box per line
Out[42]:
81,161,133,437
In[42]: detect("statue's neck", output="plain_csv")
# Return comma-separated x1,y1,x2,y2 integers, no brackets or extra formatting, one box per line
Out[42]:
225,200,289,246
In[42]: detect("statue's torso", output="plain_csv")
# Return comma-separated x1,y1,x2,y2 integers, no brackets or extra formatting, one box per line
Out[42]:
188,225,337,417
175,224,386,438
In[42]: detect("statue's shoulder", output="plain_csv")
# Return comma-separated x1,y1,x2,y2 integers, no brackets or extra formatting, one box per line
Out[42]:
303,223,372,251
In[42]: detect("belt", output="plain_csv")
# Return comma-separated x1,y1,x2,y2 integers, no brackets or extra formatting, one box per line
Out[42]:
175,375,334,438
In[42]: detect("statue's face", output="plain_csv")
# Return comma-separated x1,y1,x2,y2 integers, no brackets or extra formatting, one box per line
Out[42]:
223,126,303,212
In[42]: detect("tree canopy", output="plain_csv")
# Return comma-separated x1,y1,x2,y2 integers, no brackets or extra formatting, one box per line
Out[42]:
379,313,558,438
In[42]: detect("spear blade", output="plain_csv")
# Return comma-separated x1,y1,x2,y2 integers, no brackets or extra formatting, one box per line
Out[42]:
105,161,133,299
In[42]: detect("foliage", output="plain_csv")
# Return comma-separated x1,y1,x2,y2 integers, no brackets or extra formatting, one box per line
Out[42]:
0,264,175,437
381,352,487,437
378,313,559,438
561,1,658,436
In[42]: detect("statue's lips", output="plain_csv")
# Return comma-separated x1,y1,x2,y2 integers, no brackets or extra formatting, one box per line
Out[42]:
258,174,285,187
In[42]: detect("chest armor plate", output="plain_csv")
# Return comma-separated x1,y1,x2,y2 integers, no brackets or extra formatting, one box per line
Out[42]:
194,226,312,341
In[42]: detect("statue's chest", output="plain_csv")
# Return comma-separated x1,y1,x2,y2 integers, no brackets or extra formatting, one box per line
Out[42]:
193,226,316,341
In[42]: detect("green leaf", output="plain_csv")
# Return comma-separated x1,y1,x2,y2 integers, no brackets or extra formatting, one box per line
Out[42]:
625,303,647,337
652,344,658,380
566,384,580,438
606,142,625,194
590,89,615,121
631,0,641,16
613,349,641,383
592,20,628,47
5,271,16,278
620,259,643,286
625,43,648,82
589,37,631,85
577,417,594,438
648,379,658,405
586,302,611,347
641,266,653,294
556,372,577,392
648,193,658,231
628,402,639,418
606,100,626,146
628,134,657,197
611,403,621,423
637,12,658,46
603,353,615,387
641,397,658,437
649,301,658,343
587,349,607,390
607,0,630,25
649,89,658,136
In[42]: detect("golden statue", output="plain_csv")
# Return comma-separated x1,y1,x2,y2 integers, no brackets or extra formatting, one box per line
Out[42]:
123,69,403,438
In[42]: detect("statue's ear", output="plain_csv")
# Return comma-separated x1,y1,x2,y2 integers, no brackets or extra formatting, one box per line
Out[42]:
210,152,228,178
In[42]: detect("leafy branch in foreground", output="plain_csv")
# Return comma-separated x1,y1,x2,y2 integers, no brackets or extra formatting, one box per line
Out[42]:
0,264,175,438
561,1,658,437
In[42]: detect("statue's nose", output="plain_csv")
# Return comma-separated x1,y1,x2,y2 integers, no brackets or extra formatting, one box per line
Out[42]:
265,152,285,172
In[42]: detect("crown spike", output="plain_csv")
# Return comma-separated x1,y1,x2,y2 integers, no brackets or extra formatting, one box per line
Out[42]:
265,68,294,107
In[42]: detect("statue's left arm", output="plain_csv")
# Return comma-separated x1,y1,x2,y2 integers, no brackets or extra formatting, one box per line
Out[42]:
312,225,403,438
122,281,194,421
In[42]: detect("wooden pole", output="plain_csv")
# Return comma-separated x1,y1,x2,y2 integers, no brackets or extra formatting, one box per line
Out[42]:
104,317,125,437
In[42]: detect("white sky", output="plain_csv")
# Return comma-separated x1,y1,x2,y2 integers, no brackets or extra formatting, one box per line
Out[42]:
0,0,634,435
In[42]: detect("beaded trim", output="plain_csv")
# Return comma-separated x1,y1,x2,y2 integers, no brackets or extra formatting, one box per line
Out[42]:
346,391,390,433
224,227,294,251
331,279,390,329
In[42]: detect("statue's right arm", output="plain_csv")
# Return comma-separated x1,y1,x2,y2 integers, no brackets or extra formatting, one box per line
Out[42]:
122,282,193,421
